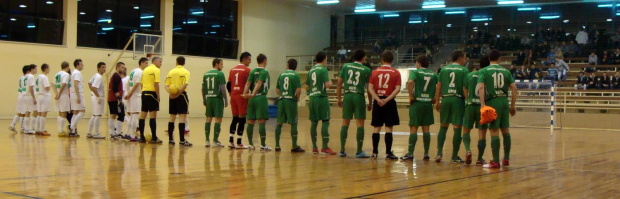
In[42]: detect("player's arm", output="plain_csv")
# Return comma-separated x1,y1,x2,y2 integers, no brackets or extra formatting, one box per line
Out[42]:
295,87,301,103
88,82,99,97
510,83,517,116
336,77,343,107
477,82,486,107
386,85,401,103
202,77,206,106
112,75,121,100
177,73,189,97
407,79,415,103
251,80,263,96
125,82,140,99
73,79,80,103
434,82,442,111
220,83,228,107
243,81,251,96
44,79,51,92
367,83,381,105
52,82,58,97
367,83,373,111
57,83,66,99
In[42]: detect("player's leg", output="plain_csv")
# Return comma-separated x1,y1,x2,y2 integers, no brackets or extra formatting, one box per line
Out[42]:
205,97,215,146
436,98,451,162
168,97,179,144
116,103,126,139
484,99,504,168
258,96,269,151
340,94,355,156
40,111,49,136
308,99,319,152
148,93,160,143
421,102,434,160
476,128,488,165
88,96,97,137
462,104,476,164
450,98,465,163
229,95,240,147
422,125,431,160
371,126,381,159
246,98,256,148
108,101,119,138
383,98,399,159
275,100,286,151
402,125,418,160
353,94,368,158
370,98,382,159
289,100,302,152
499,103,511,166
237,98,248,147
213,97,225,147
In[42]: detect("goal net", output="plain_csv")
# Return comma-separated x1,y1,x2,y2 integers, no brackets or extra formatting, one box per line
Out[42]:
509,79,561,129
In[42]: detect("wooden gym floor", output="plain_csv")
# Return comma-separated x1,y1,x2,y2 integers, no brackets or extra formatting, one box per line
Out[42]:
0,118,619,198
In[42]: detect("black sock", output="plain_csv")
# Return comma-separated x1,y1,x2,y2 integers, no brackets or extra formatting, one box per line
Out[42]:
149,118,157,140
168,122,174,141
237,118,246,145
385,132,393,154
139,119,145,139
372,133,380,154
229,116,239,143
179,123,185,142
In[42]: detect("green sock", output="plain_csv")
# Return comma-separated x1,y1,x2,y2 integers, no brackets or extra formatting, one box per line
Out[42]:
275,124,282,148
452,128,462,159
291,123,298,148
423,132,430,155
408,133,418,156
437,126,448,155
321,121,330,149
463,133,471,151
247,123,254,146
259,123,266,147
491,136,500,163
356,127,364,154
310,121,318,149
214,123,221,143
204,122,211,142
477,139,486,161
340,126,349,152
503,133,511,160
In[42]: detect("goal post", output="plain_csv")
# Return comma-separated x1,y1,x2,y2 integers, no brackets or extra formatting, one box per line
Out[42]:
510,79,561,131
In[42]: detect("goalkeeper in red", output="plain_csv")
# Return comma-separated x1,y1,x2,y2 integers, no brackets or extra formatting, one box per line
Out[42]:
477,50,517,169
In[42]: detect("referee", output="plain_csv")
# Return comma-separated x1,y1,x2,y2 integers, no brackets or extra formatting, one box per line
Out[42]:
165,56,192,146
138,57,163,144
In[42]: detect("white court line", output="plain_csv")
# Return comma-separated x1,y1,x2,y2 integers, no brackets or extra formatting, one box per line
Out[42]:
380,132,436,136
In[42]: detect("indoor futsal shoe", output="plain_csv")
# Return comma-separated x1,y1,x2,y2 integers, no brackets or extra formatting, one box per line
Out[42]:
58,131,69,137
236,144,250,149
260,146,272,151
205,141,210,147
86,133,93,138
502,159,510,166
291,146,305,153
130,137,140,142
423,154,430,161
451,156,464,163
40,131,50,136
400,154,414,160
371,153,378,159
386,151,399,160
312,148,319,154
213,142,223,147
465,152,473,165
9,126,17,133
476,159,486,166
180,140,193,146
247,145,256,150
339,152,347,157
321,148,337,155
229,142,236,148
275,147,281,152
150,139,163,144
169,140,176,145
483,160,500,169
356,151,370,158
435,155,442,163
92,134,105,139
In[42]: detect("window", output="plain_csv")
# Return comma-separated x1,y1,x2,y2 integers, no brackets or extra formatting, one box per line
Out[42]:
0,0,64,45
172,0,238,59
77,0,161,49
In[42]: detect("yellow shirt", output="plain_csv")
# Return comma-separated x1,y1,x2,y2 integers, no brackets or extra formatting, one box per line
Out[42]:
141,64,160,92
165,65,190,89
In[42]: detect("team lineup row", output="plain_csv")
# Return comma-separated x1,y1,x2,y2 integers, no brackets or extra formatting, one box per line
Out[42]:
9,49,517,169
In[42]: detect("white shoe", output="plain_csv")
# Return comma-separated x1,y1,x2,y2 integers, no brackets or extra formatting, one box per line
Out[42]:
92,134,106,139
260,146,272,151
25,130,36,135
86,133,93,138
8,126,17,133
213,142,223,147
229,142,236,148
205,141,211,147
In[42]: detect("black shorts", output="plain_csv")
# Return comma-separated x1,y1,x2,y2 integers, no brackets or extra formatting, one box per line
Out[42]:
169,92,189,115
108,101,121,115
371,96,400,127
141,91,159,112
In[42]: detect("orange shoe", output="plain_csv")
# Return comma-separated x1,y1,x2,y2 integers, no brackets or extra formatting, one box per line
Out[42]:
41,131,51,136
321,148,337,155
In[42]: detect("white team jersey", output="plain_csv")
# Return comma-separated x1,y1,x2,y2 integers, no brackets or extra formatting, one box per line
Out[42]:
36,74,51,96
18,76,24,96
122,76,129,98
89,73,105,97
24,74,35,96
128,68,143,97
70,70,84,94
54,71,70,96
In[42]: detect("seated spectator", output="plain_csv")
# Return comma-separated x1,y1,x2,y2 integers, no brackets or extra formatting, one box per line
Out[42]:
601,54,612,65
516,65,528,80
560,42,570,57
529,65,541,81
509,64,517,79
513,50,525,66
524,49,534,66
567,41,580,57
589,52,598,65
545,63,558,81
337,46,347,61
587,72,597,89
612,72,620,89
373,39,382,53
543,48,556,66
481,44,491,56
555,57,570,81
471,44,481,58
575,72,587,90
614,49,620,64
598,72,612,89
555,48,564,60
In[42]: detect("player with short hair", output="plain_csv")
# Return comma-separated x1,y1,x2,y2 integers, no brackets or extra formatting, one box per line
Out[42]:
202,58,228,147
124,58,148,141
139,57,163,144
228,52,252,149
401,55,438,161
275,59,304,152
9,66,28,133
462,56,490,165
337,49,372,158
165,56,192,146
86,62,107,139
23,64,38,135
53,61,72,136
477,49,517,168
306,51,337,155
243,53,271,151
69,59,86,137
108,62,126,139
35,64,52,136
434,51,469,163
120,68,130,139
368,50,401,159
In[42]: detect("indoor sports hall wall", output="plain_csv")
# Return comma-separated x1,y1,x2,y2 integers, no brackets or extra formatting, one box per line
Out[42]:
0,0,330,119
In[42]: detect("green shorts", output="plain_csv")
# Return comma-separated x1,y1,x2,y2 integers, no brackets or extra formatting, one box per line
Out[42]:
439,97,465,125
487,97,510,129
309,96,330,121
409,101,434,127
463,104,488,129
205,97,224,118
342,93,366,120
247,95,269,120
277,99,298,124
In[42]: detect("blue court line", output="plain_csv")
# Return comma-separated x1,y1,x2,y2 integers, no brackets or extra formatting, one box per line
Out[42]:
1,191,43,199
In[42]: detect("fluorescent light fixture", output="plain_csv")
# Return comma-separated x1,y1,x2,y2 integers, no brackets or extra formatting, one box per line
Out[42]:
10,18,16,21
46,1,54,5
210,32,216,34
79,12,86,15
212,25,221,27
474,30,478,32
97,19,112,23
565,33,570,36
445,11,465,14
484,23,488,26
446,24,452,27
140,24,151,27
140,15,155,19
134,6,139,10
531,34,535,36
106,9,112,12
608,18,613,22
173,27,182,31
598,4,613,7
507,29,511,31
616,13,620,16
497,1,523,5
101,27,114,31
422,4,445,9
191,11,204,15
383,14,400,17
471,18,492,22
317,0,339,4
19,5,27,8
563,19,569,23
518,7,541,11
473,27,477,29
527,21,532,24
183,21,198,24
354,9,376,13
408,20,428,24
540,15,560,19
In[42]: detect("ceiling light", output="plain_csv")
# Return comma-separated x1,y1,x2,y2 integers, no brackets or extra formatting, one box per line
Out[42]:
140,24,151,27
140,15,155,19
46,1,54,5
27,25,36,29
497,1,523,5
446,24,452,27
409,20,428,24
484,23,488,26
527,21,532,24
517,7,540,11
106,9,112,12
10,18,16,21
134,6,139,10
383,14,400,17
422,4,445,9
540,15,560,19
598,4,613,8
101,27,114,31
563,19,569,23
212,24,221,27
79,12,86,15
317,0,339,4
445,11,465,14
608,18,613,22
354,9,376,13
471,18,492,22
191,11,204,15
19,5,27,8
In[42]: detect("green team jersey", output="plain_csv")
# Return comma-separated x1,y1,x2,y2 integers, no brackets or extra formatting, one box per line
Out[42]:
247,67,270,96
307,65,330,97
477,65,515,101
409,68,438,103
277,70,301,100
203,69,226,98
464,71,481,105
18,77,24,93
438,64,468,98
339,62,371,94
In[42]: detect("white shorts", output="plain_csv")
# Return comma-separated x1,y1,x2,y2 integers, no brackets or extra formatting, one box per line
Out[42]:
91,95,105,115
127,96,142,113
55,94,70,112
16,95,25,114
37,95,52,112
23,95,37,113
70,93,86,111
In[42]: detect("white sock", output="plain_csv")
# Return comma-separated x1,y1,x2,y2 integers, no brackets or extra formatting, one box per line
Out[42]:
11,115,19,128
185,117,190,131
108,119,115,136
94,116,101,135
57,116,63,132
31,116,37,131
70,112,84,131
115,120,123,135
88,116,95,134
39,117,45,132
23,117,30,132
126,115,134,137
